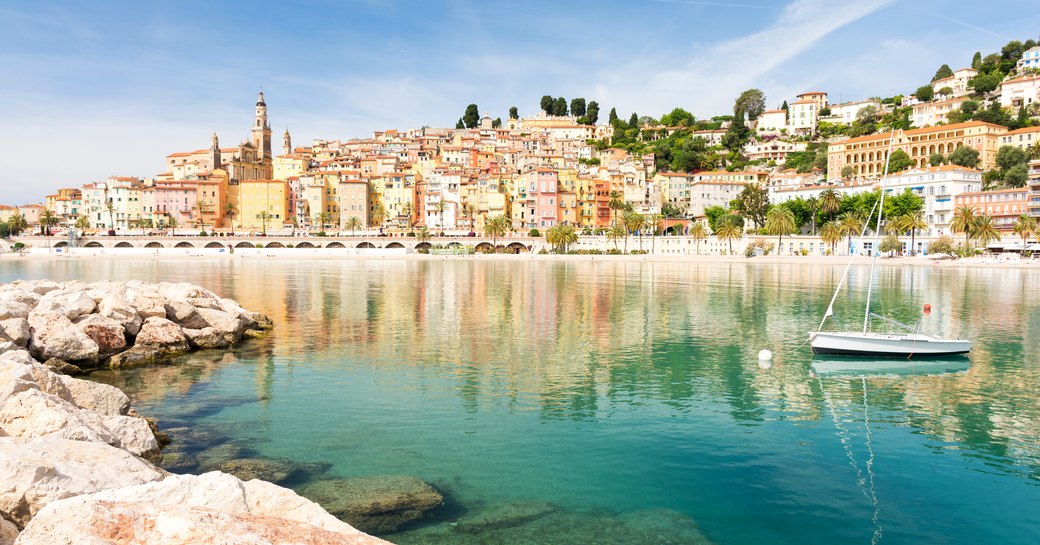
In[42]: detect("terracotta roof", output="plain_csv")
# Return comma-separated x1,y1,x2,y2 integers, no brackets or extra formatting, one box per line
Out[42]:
838,121,1007,144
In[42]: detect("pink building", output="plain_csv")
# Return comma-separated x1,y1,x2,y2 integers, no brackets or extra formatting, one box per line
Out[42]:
524,168,559,229
151,180,198,227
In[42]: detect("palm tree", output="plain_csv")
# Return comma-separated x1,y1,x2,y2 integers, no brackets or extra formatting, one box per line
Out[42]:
372,203,387,231
818,189,842,222
648,213,664,254
546,224,579,253
607,190,625,226
622,210,644,253
1027,141,1040,160
7,212,28,236
192,200,213,232
806,196,820,235
715,215,743,255
223,201,237,235
401,202,414,229
38,209,59,236
74,215,90,232
483,215,508,252
606,224,625,251
690,222,707,255
416,225,432,247
167,214,179,235
764,206,797,255
256,211,272,235
345,216,362,236
435,200,447,232
972,214,1001,249
313,212,331,233
821,220,842,256
1013,214,1037,250
838,212,864,254
951,205,977,245
105,200,116,230
464,202,477,233
899,210,928,256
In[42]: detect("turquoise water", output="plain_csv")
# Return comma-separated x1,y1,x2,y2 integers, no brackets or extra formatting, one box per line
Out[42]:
3,258,1039,544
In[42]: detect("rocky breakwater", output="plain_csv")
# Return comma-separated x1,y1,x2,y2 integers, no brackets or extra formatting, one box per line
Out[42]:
0,280,393,545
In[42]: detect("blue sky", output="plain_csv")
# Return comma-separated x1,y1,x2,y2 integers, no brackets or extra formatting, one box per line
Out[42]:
1,0,1038,204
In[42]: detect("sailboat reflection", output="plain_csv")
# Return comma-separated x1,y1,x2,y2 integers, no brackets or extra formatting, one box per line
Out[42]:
811,355,970,377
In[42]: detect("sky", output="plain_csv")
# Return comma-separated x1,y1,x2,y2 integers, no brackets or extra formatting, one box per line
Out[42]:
1,0,1038,204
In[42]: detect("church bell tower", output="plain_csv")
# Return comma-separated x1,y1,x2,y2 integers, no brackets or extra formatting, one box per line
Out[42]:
283,128,292,156
251,91,272,162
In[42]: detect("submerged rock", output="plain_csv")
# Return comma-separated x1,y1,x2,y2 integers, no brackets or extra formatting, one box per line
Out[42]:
42,357,83,375
301,475,444,534
218,458,296,484
453,500,560,533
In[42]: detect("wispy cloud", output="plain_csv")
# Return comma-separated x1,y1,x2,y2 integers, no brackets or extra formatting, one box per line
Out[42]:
594,0,896,116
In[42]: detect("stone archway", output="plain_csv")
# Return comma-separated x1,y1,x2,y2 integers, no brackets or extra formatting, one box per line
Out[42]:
114,242,133,248
265,242,285,248
415,242,432,252
85,241,104,248
144,241,163,248
296,241,316,249
174,242,195,248
506,242,529,254
357,242,376,248
386,242,405,249
326,242,346,248
204,241,224,249
235,241,255,249
54,241,68,248
475,242,494,253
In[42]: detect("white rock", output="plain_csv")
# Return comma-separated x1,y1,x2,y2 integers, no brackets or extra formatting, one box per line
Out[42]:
197,308,248,340
0,436,165,526
97,293,143,337
0,388,117,444
0,517,17,545
164,300,209,329
35,290,97,320
58,375,129,416
0,319,30,348
0,288,39,308
182,327,230,349
158,282,224,310
26,311,99,363
123,288,167,320
0,301,30,321
73,314,127,356
135,317,189,352
102,414,160,461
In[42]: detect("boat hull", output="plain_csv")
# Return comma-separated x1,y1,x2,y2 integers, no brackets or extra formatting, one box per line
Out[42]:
810,331,971,357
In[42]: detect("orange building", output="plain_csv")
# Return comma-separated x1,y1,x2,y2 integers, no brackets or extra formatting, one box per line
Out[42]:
954,187,1029,231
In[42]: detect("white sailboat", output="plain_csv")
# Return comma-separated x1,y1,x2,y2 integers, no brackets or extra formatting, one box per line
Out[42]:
809,132,972,358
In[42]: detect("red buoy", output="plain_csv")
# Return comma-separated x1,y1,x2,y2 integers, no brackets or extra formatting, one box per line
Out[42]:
923,304,932,314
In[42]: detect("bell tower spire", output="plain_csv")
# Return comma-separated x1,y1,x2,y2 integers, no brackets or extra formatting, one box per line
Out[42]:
251,90,272,162
283,128,292,156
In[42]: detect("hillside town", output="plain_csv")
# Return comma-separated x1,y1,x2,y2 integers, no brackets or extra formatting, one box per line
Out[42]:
4,39,1040,255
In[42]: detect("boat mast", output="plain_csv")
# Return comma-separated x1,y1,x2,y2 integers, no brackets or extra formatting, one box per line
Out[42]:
862,129,898,334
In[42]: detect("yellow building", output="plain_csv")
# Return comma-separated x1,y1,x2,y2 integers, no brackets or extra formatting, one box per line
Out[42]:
238,180,289,231
827,121,1007,179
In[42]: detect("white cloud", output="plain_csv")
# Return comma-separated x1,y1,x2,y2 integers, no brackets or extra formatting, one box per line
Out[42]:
591,0,896,117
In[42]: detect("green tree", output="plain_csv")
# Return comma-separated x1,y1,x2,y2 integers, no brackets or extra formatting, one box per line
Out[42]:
38,209,59,236
509,106,519,119
492,117,502,128
256,211,272,235
628,112,639,128
74,215,90,232
1013,214,1036,249
841,166,855,179
896,210,927,255
781,100,789,111
483,215,509,252
608,107,618,125
734,88,766,120
648,213,664,253
690,222,707,254
733,183,769,228
932,64,954,82
764,206,797,255
223,201,237,235
553,97,568,116
722,115,751,150
540,95,554,114
606,224,625,251
546,224,579,253
879,234,902,255
715,215,743,254
973,215,1001,248
416,226,432,246
838,212,864,253
586,101,600,124
372,202,387,229
929,152,946,166
929,235,956,255
888,149,914,172
622,210,645,253
951,205,977,244
570,98,586,118
607,191,626,226
970,73,1001,94
704,205,728,232
659,107,695,127
996,145,1029,170
455,118,465,129
434,200,447,231
916,85,935,102
821,220,842,255
313,212,331,232
463,104,480,128
949,146,980,168
344,216,362,236
937,86,953,96
7,212,28,236
1005,163,1029,187
971,51,982,69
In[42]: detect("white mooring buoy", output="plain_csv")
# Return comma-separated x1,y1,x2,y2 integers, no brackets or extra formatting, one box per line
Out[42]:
758,349,773,361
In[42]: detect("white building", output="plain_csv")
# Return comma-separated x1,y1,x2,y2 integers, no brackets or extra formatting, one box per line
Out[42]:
999,75,1040,108
828,99,881,125
687,171,768,220
884,165,983,241
931,68,978,97
788,99,820,134
1018,46,1040,70
998,126,1040,152
755,110,788,134
743,140,806,164
911,97,967,128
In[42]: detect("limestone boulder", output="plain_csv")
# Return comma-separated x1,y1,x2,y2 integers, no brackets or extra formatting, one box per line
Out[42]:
0,301,30,321
183,327,231,349
35,290,96,320
0,436,165,526
73,314,127,357
0,319,30,348
158,282,225,310
26,311,99,363
97,293,143,336
102,414,161,462
0,517,17,545
300,475,444,534
16,280,60,296
104,345,166,369
135,317,189,354
123,287,167,319
58,375,130,416
197,308,249,342
42,358,83,375
0,288,40,308
0,387,117,444
164,300,209,329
